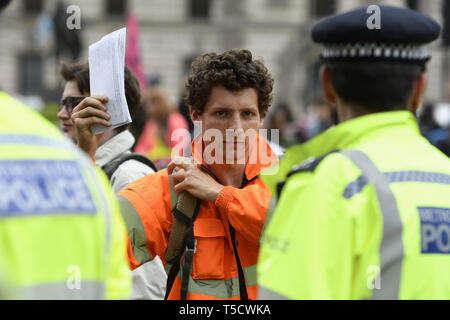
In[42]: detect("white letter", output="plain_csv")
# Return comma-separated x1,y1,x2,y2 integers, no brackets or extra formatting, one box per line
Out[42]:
366,265,381,290
66,5,81,30
10,180,39,211
422,224,436,251
238,305,246,315
66,265,81,290
225,128,248,165
366,5,381,30
179,306,185,315
264,305,271,314
170,128,191,160
250,128,277,166
436,224,450,252
203,128,224,165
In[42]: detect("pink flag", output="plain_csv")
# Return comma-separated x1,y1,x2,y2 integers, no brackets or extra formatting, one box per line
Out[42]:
125,12,146,95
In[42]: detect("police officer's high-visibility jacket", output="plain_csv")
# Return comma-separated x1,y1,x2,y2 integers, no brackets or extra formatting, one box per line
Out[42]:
257,111,450,300
0,91,131,299
118,134,278,300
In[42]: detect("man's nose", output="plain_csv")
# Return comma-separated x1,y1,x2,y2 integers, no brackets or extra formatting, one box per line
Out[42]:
226,114,246,141
57,106,70,120
228,113,243,130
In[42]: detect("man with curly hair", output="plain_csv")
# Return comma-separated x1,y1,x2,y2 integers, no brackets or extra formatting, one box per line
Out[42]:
116,49,279,300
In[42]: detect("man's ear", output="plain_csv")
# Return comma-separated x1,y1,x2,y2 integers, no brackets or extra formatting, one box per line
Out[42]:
409,73,427,113
320,65,338,105
189,106,200,123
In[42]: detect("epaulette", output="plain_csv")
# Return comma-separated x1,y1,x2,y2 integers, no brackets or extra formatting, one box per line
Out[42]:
276,150,339,198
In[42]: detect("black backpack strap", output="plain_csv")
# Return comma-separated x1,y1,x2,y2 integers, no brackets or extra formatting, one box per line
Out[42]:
276,150,339,198
164,259,180,300
179,207,198,300
229,223,249,300
102,152,157,180
164,198,201,300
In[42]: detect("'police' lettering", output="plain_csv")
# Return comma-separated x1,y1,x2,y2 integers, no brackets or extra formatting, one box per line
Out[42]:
418,207,450,254
0,160,97,217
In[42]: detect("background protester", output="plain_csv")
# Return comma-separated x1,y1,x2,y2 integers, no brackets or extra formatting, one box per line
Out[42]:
134,86,190,170
58,62,156,194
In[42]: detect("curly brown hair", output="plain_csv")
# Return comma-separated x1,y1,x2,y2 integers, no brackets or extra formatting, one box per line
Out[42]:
184,49,274,118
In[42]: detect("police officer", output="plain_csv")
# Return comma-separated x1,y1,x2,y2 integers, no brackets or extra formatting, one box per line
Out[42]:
257,5,450,299
0,90,132,299
0,1,132,294
0,90,133,299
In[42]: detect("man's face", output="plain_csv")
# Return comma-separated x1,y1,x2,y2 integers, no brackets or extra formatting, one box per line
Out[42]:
57,80,88,143
191,85,263,165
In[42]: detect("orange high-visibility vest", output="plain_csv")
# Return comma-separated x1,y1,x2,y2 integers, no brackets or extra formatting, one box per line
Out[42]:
118,134,278,299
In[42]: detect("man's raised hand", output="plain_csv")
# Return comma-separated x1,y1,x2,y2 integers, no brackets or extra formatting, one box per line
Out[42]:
71,95,110,159
167,157,224,202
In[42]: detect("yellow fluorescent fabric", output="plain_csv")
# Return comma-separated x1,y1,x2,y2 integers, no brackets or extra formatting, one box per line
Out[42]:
0,92,131,299
258,111,450,300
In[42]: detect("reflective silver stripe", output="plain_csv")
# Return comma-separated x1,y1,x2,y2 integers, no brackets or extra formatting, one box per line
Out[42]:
385,171,450,184
343,171,450,198
243,264,257,288
77,148,112,287
179,264,257,299
261,196,277,236
164,262,173,275
165,175,178,275
258,285,291,300
0,134,75,151
168,174,178,210
19,281,105,300
343,175,370,198
187,277,240,299
341,150,403,300
117,195,152,264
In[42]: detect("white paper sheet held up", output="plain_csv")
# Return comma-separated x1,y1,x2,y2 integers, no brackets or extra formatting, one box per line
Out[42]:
88,27,130,135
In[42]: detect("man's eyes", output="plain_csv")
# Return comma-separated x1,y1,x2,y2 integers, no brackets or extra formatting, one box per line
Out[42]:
214,110,256,117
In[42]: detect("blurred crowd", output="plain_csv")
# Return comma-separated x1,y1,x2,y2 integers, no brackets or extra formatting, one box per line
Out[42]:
416,84,450,157
265,97,450,158
126,84,450,161
124,80,450,163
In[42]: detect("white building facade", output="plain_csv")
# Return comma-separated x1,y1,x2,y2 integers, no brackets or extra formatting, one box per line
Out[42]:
0,0,446,114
